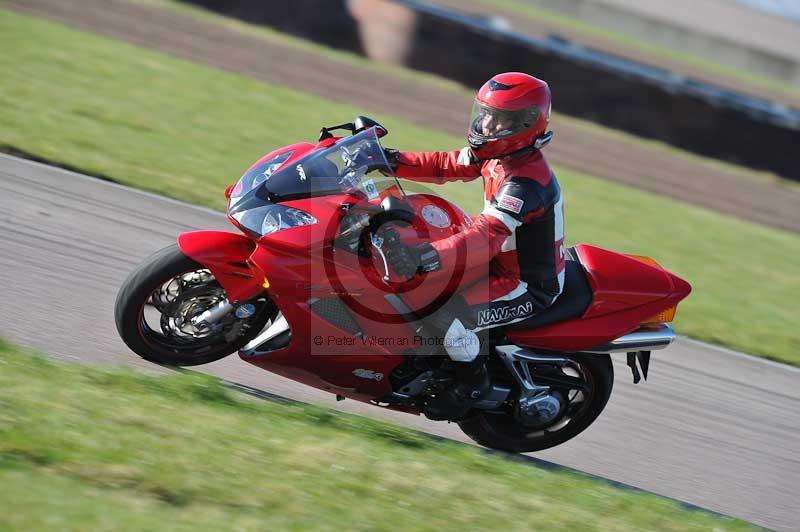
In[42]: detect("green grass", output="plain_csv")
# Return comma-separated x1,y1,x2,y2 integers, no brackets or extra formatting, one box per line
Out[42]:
0,339,756,531
472,0,800,101
1,9,798,365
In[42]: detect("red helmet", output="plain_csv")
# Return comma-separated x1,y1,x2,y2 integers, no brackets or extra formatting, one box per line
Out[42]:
467,72,552,160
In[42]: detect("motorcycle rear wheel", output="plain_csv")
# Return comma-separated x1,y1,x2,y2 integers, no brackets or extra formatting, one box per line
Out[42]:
115,244,276,366
458,353,613,453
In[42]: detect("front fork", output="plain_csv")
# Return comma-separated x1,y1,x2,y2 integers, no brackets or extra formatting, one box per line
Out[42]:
190,298,262,331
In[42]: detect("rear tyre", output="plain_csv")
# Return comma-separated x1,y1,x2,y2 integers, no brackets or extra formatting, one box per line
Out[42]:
115,244,276,366
458,353,613,453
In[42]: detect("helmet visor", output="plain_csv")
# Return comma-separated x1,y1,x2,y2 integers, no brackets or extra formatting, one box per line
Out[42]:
469,101,540,141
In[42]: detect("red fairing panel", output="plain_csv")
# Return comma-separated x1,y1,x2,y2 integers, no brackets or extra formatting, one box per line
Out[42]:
177,230,264,303
240,226,400,400
577,244,674,318
507,244,691,351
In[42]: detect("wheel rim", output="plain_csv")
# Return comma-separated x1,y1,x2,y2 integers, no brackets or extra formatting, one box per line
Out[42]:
137,268,272,359
483,356,598,440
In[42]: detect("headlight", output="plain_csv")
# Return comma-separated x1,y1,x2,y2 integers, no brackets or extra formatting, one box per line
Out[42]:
231,204,317,237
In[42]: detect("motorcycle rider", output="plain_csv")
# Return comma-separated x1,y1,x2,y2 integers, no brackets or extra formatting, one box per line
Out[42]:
383,72,565,421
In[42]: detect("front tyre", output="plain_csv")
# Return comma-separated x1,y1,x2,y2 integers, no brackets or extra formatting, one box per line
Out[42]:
458,354,614,453
115,244,276,366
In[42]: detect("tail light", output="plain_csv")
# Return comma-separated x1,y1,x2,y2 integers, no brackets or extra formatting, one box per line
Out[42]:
628,255,678,324
628,254,661,268
642,306,677,324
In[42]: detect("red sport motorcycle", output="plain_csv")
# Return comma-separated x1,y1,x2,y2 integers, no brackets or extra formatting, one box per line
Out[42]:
115,117,691,453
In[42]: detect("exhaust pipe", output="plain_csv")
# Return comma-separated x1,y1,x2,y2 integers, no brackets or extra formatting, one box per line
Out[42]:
586,323,675,353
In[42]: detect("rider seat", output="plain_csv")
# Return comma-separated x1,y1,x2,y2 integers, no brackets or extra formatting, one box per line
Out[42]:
505,248,593,330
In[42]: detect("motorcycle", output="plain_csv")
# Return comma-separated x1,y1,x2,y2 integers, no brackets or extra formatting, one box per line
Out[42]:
115,116,691,453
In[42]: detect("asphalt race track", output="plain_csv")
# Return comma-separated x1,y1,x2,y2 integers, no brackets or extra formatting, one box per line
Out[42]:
1,154,798,530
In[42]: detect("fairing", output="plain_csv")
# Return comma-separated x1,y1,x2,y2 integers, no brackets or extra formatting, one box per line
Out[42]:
506,244,691,351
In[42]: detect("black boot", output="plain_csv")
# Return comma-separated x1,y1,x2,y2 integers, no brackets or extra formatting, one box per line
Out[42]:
424,357,491,421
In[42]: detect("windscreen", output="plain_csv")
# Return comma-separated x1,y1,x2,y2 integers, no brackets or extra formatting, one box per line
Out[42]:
229,128,402,215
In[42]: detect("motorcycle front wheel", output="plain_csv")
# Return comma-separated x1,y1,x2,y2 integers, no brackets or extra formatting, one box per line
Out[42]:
458,353,614,453
115,244,277,366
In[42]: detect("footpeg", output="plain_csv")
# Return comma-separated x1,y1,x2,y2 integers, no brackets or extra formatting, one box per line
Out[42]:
472,385,510,409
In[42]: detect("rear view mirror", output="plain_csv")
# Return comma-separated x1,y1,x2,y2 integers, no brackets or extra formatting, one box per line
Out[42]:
379,195,414,224
319,115,388,141
354,115,388,138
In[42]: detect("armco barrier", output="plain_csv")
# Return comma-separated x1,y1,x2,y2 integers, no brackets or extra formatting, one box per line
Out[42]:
183,0,800,181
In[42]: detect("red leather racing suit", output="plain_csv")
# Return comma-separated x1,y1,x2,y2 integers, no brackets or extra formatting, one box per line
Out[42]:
395,148,565,353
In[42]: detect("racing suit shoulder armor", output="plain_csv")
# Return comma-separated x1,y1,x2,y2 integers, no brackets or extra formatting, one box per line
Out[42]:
490,174,559,222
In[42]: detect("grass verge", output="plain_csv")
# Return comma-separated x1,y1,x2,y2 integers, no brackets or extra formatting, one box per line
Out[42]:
0,338,755,531
1,9,798,365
